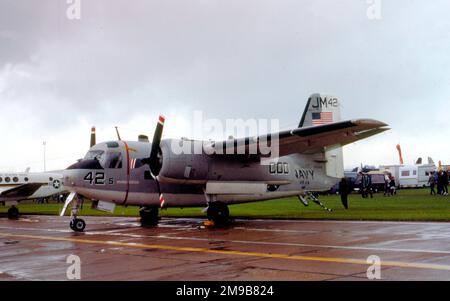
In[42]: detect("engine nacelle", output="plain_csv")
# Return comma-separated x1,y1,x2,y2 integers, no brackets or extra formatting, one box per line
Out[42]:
158,139,210,184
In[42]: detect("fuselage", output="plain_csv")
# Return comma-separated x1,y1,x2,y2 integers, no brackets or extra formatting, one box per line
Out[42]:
63,139,338,208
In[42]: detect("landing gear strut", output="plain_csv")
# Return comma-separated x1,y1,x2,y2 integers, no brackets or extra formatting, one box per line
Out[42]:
7,206,19,219
139,206,159,226
207,202,230,226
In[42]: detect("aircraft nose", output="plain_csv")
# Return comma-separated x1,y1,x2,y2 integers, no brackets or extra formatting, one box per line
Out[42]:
63,169,80,188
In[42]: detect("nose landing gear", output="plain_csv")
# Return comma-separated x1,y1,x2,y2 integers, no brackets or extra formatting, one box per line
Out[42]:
61,192,86,232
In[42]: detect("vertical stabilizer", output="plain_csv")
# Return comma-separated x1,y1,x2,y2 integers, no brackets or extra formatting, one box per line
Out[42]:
299,93,341,128
299,93,343,179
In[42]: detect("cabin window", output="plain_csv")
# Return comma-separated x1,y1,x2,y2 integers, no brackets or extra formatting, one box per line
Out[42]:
283,163,289,174
5,177,10,183
401,171,410,177
106,141,120,148
105,152,123,169
13,177,19,183
24,177,29,182
0,177,2,183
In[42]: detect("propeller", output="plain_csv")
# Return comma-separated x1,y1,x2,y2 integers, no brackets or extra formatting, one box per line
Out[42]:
144,115,166,208
90,126,96,148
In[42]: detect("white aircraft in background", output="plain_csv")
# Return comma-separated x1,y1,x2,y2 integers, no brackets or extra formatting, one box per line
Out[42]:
0,171,65,218
0,127,97,219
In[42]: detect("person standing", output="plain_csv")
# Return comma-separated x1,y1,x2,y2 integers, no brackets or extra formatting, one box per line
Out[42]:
339,177,350,209
443,170,449,196
437,171,444,195
389,176,396,196
384,173,390,196
428,171,436,195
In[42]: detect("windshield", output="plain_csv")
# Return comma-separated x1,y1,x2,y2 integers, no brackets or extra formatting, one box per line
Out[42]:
84,150,105,162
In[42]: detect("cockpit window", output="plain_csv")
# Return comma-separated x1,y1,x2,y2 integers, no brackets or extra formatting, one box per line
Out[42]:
84,150,105,161
105,152,123,169
106,141,120,148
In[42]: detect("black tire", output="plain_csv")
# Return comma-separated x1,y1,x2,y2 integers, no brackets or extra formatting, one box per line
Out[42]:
7,207,19,219
207,202,230,226
70,218,86,232
139,206,159,226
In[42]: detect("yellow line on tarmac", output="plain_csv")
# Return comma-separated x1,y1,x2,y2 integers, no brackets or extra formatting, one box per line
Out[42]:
1,232,449,271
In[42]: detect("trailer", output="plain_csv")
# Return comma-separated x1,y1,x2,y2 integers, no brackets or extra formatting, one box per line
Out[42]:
380,164,435,188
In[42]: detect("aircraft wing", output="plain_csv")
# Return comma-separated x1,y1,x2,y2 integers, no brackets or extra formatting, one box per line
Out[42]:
204,119,389,157
0,183,45,202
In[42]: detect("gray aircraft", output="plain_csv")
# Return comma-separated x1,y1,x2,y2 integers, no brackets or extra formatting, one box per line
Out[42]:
62,94,389,232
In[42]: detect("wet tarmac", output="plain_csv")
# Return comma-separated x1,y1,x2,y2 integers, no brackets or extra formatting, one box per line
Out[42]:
0,215,449,281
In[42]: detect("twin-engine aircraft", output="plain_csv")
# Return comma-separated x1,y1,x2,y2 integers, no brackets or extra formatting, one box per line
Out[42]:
62,94,389,232
0,127,97,219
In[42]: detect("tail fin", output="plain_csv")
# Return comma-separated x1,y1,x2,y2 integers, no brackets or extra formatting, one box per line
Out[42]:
299,93,341,128
300,93,343,179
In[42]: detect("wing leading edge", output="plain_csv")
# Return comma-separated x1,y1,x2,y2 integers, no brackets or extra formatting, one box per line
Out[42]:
203,119,389,157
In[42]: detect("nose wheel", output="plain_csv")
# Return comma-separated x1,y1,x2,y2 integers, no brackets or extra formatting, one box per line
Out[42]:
70,218,86,232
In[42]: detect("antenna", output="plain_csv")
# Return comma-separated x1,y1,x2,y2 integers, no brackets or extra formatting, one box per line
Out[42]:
115,126,122,141
43,141,46,172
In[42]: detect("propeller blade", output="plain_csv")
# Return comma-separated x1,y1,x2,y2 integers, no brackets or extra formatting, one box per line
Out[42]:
90,127,96,148
149,115,165,176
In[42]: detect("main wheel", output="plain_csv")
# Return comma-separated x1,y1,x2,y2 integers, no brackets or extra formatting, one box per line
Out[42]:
207,202,230,226
70,218,86,232
7,206,19,219
139,206,159,226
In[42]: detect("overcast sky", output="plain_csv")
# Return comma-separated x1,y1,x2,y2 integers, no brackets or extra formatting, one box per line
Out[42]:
0,0,449,172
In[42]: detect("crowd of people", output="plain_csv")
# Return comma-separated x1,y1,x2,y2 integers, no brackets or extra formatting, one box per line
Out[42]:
428,170,449,196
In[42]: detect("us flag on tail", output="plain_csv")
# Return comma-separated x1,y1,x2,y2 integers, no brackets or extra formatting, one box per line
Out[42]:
312,112,333,125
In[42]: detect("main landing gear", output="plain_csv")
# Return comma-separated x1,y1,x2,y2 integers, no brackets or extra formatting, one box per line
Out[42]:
7,206,19,219
139,206,159,226
206,202,230,226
